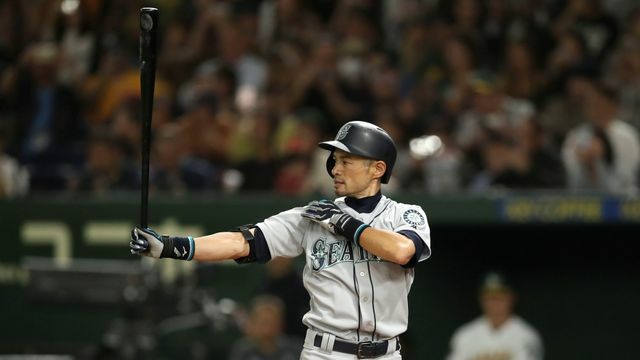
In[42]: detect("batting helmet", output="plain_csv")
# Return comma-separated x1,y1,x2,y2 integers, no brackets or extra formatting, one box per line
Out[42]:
319,121,397,183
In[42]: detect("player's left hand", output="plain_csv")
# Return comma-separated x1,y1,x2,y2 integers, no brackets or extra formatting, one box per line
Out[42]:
302,200,358,238
130,227,165,258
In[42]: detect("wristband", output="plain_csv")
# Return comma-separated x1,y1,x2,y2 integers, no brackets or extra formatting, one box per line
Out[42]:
334,215,369,246
353,223,370,247
160,236,195,260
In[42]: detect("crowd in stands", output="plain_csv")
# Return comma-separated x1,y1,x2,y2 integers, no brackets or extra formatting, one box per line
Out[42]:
1,0,640,197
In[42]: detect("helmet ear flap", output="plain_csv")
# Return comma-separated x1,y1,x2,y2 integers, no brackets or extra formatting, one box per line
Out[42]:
381,166,391,183
325,151,336,178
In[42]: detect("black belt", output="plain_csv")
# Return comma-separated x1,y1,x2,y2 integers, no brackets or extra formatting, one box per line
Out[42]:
313,335,399,359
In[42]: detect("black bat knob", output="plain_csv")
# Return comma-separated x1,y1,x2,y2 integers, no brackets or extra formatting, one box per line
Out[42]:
139,8,158,64
140,7,158,32
140,13,154,32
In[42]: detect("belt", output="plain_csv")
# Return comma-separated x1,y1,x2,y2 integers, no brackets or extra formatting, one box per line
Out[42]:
313,334,399,359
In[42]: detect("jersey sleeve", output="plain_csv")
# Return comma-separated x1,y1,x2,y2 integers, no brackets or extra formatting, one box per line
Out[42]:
255,207,306,258
393,204,431,262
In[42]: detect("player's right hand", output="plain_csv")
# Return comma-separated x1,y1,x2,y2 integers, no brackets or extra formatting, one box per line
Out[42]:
302,200,352,235
130,227,165,258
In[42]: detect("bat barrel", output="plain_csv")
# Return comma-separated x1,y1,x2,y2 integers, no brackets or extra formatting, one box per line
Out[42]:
139,7,158,229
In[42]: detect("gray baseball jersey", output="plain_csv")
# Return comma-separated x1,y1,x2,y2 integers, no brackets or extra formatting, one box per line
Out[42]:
255,194,431,342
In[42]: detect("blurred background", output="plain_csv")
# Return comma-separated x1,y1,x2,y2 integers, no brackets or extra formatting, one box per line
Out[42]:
0,0,639,359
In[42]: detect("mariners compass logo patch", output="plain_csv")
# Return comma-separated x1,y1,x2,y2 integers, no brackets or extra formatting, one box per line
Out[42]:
336,124,351,140
403,209,425,228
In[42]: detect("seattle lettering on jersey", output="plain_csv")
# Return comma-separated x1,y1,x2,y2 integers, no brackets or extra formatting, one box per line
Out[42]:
310,236,381,271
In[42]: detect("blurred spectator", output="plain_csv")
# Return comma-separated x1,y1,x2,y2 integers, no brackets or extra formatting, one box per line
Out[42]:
230,112,279,191
478,0,508,70
514,117,566,189
11,42,83,154
383,1,434,53
604,9,640,129
273,109,324,195
228,295,301,360
538,30,595,147
108,98,141,160
454,73,535,184
398,16,447,82
274,153,311,195
552,0,618,66
446,271,543,360
470,117,565,192
1,0,640,196
177,62,238,113
420,121,464,194
158,2,225,84
448,0,484,50
0,123,28,197
258,0,327,49
88,57,172,126
68,130,138,194
501,0,555,68
469,132,529,191
561,75,640,194
604,0,640,23
260,42,304,119
441,36,480,116
150,123,218,194
625,6,640,42
256,257,309,340
54,0,95,87
544,30,594,98
0,0,26,75
181,94,235,165
7,42,85,190
290,36,365,133
81,45,132,123
500,40,546,101
333,3,380,57
369,61,401,120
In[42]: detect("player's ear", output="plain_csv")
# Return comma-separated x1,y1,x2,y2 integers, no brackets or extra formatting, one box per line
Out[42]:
371,160,386,180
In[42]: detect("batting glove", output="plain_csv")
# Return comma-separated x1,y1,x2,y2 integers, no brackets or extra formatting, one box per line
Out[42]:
301,200,369,245
130,227,195,260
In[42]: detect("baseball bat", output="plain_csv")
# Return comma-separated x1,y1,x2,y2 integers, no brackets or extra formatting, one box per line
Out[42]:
139,7,158,229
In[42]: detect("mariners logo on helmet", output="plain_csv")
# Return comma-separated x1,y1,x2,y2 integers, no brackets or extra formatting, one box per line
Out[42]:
403,209,425,228
336,124,351,141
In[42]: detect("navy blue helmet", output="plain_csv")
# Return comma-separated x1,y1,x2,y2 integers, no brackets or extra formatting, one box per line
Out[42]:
319,121,397,184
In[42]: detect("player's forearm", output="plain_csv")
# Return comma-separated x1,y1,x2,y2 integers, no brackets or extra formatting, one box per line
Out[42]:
193,232,250,261
358,228,415,265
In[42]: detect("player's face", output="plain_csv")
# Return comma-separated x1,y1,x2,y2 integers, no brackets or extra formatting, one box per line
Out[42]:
480,290,514,326
247,304,283,341
331,150,384,198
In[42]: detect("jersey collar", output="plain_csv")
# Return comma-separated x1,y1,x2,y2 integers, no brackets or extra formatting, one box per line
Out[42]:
344,191,382,213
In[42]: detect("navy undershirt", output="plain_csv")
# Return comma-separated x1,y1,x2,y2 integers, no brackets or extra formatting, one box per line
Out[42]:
249,192,426,267
344,191,382,213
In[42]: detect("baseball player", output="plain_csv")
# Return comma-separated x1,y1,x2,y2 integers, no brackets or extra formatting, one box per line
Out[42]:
446,272,543,360
130,121,432,359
